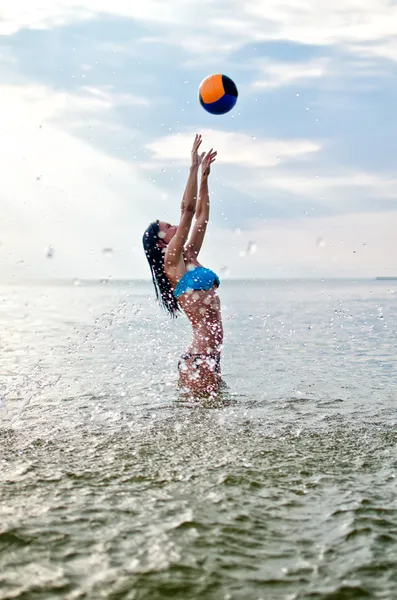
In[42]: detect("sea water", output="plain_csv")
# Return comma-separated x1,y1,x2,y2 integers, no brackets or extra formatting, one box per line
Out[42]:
1,279,396,599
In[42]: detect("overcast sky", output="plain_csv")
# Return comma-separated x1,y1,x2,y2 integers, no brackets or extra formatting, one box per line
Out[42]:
1,0,396,281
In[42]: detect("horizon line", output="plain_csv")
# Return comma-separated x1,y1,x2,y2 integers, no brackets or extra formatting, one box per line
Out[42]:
1,276,395,285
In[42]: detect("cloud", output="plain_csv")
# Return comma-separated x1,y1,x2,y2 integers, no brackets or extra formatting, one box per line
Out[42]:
347,38,397,62
238,170,397,200
81,86,150,108
0,0,396,282
144,130,321,169
252,58,329,90
242,0,397,54
220,166,397,227
203,210,397,278
2,0,397,63
0,0,200,35
249,54,392,92
0,82,165,280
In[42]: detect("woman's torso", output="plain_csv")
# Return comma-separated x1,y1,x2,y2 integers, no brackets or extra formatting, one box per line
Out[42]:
166,250,223,353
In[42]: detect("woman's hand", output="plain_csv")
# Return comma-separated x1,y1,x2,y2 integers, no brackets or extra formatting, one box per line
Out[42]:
201,149,217,179
191,134,205,168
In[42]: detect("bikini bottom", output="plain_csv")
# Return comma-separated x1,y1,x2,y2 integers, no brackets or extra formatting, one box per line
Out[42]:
178,352,221,374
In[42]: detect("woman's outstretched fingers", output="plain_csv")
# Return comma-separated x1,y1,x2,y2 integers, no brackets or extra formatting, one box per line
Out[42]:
201,148,217,177
193,134,202,150
191,134,203,166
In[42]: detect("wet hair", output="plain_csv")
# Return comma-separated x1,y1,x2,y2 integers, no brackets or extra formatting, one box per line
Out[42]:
142,220,180,318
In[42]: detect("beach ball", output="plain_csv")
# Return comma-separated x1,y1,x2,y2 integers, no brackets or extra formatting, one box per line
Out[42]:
199,73,238,115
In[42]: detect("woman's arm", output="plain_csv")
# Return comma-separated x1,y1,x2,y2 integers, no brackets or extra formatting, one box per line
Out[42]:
165,135,203,266
186,149,217,257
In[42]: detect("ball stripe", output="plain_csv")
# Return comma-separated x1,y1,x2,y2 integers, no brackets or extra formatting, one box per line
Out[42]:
199,73,224,104
222,75,238,98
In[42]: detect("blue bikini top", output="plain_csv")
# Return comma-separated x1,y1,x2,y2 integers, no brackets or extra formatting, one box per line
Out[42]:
174,266,220,299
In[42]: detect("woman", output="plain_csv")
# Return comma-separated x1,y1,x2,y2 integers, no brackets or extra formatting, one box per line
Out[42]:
142,134,223,397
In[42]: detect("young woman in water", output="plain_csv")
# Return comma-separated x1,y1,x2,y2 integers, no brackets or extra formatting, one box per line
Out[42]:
142,134,223,397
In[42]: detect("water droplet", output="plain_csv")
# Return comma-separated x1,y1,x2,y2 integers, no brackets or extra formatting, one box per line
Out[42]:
102,247,113,257
233,227,241,235
247,241,257,255
73,278,81,286
316,237,325,248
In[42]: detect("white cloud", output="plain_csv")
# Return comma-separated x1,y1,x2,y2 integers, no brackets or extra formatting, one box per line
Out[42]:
144,130,320,169
243,0,397,49
0,2,88,35
203,210,397,278
0,0,200,35
241,171,397,200
81,86,150,108
2,0,397,62
0,83,164,280
252,58,329,90
249,53,393,94
347,38,397,62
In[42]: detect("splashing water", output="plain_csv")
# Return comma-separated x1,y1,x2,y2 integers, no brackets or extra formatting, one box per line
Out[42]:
0,279,396,600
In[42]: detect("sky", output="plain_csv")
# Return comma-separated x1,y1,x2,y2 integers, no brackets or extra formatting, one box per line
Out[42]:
0,0,396,281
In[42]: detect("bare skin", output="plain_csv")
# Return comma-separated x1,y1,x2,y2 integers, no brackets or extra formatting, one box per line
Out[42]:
158,135,223,396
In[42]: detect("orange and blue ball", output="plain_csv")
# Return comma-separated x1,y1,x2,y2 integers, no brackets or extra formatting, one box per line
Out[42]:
199,73,238,115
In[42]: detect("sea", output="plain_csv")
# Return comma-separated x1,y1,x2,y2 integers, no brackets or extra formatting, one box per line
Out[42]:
1,278,396,600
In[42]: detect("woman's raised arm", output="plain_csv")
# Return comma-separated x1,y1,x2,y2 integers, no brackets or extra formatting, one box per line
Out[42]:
186,149,217,257
165,134,204,266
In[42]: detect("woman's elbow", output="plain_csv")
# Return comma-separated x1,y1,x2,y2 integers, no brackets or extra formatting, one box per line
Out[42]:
183,206,196,216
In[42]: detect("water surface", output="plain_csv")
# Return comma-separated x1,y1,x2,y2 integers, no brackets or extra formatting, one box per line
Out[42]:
1,279,396,599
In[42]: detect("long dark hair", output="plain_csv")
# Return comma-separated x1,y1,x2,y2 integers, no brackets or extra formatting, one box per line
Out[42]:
142,220,180,318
